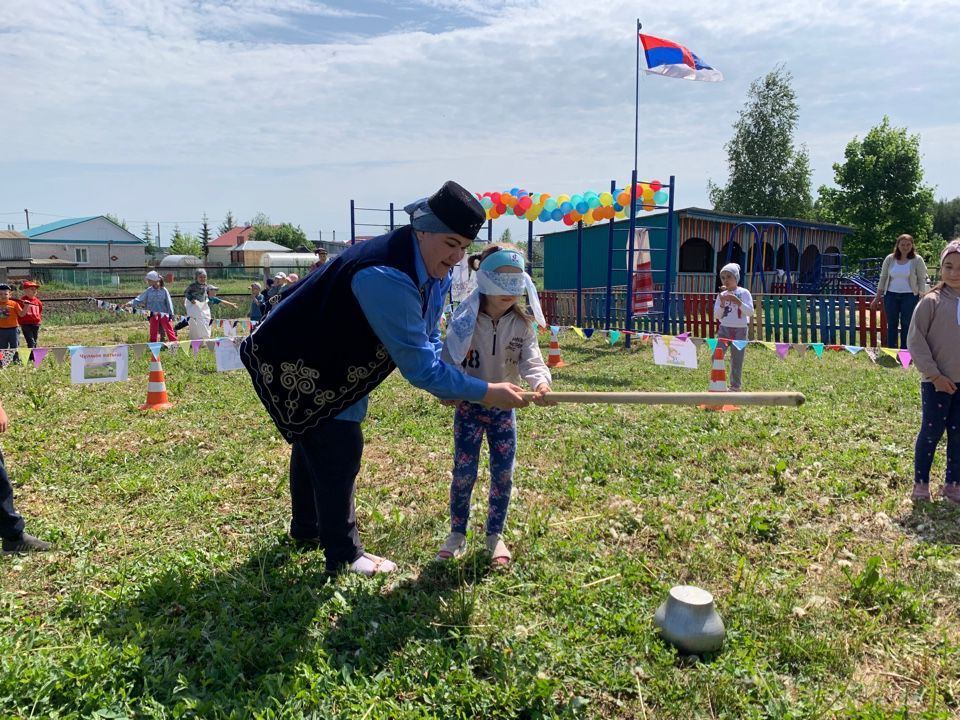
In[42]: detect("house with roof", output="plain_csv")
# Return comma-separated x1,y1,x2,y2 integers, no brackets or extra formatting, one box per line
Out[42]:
24,216,146,268
0,230,34,282
207,226,256,267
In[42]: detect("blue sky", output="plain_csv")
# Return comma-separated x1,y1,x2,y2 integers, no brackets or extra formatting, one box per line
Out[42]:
1,0,957,246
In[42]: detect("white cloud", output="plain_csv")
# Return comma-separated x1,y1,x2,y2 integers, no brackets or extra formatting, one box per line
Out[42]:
0,0,957,240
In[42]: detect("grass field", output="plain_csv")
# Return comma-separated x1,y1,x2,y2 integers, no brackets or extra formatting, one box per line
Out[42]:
1,320,958,719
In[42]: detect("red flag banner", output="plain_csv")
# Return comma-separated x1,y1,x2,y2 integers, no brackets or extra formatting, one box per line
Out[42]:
632,228,654,314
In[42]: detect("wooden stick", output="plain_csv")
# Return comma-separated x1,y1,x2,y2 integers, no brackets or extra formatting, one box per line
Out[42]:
520,391,805,407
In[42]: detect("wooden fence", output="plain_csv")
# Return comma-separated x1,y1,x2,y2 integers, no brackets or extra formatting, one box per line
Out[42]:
539,289,891,347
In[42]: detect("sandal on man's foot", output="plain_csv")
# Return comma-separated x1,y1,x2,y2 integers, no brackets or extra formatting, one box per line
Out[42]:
349,552,397,576
435,532,467,561
485,534,511,567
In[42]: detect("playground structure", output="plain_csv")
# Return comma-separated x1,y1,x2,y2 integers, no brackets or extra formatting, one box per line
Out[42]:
349,181,903,348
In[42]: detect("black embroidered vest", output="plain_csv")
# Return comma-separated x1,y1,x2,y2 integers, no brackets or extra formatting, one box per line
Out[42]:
240,227,419,441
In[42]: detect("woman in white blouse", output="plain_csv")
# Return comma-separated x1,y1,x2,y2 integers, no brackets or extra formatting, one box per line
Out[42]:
870,234,927,349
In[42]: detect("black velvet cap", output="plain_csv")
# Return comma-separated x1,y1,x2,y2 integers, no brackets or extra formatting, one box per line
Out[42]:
405,180,485,240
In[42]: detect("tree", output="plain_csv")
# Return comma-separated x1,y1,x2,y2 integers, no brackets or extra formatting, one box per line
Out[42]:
498,228,513,245
815,117,934,262
217,211,236,237
169,225,203,258
708,67,812,219
932,196,960,241
249,211,270,228
105,213,128,230
253,222,308,251
142,221,159,260
199,212,212,262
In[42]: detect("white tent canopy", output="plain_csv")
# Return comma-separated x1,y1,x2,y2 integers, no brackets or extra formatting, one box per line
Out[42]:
158,254,203,267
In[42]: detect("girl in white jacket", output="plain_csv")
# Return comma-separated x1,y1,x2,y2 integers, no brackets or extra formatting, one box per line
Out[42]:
438,247,552,566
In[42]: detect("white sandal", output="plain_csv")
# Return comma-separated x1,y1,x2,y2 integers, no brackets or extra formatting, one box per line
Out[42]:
436,532,467,561
349,552,397,576
485,534,512,567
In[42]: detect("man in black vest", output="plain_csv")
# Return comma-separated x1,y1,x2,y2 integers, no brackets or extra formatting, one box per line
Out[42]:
241,181,529,575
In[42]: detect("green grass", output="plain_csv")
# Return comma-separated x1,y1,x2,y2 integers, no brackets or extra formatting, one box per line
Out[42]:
1,322,958,718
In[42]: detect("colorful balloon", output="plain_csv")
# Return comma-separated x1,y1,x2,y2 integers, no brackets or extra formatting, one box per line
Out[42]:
653,190,669,205
599,192,613,206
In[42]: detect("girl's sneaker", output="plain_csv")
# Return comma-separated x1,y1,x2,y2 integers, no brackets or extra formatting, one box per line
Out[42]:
436,532,467,561
911,483,932,501
942,484,960,504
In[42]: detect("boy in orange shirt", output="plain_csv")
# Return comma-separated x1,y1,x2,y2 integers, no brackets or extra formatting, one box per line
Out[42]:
0,284,24,354
17,281,43,349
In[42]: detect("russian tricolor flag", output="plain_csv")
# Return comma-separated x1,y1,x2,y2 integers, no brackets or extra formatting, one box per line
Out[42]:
640,34,723,82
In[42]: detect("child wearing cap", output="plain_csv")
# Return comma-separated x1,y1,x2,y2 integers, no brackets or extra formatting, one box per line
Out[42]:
127,271,177,342
436,245,553,567
17,281,43,349
0,284,23,356
906,239,960,503
182,269,212,340
249,282,266,325
713,262,755,391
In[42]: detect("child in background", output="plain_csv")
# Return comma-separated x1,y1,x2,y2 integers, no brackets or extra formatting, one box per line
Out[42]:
249,282,266,326
0,284,23,353
1,397,52,554
127,271,177,342
182,268,212,340
437,246,553,567
206,285,239,335
906,239,960,503
713,263,755,391
17,281,43,349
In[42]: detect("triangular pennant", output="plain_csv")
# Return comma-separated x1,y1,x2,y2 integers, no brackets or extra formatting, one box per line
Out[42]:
52,347,68,364
550,325,561,336
865,347,879,363
191,340,203,355
583,328,594,339
845,345,863,355
775,342,790,360
690,336,705,347
32,348,49,368
897,349,912,369
571,326,585,340
732,340,749,351
167,341,180,354
146,342,163,360
706,338,718,352
811,343,824,358
131,343,146,360
609,330,621,346
880,348,899,360
204,339,217,353
793,343,808,356
759,341,776,351
676,332,690,341
17,348,32,364
67,345,82,357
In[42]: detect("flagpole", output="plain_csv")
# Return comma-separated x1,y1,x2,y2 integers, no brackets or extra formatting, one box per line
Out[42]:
634,19,641,176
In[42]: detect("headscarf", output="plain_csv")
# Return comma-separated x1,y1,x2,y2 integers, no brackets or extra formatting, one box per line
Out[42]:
940,239,960,265
445,249,546,365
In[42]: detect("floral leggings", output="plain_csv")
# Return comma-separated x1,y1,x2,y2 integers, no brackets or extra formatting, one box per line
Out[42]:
450,402,516,536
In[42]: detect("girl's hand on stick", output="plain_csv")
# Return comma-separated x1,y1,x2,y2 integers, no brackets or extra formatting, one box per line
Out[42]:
532,384,555,406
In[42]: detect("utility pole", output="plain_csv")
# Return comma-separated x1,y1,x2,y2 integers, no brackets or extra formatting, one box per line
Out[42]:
24,209,30,229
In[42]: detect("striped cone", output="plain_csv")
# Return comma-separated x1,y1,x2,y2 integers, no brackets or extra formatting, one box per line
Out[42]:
699,343,739,412
546,329,566,368
139,357,174,410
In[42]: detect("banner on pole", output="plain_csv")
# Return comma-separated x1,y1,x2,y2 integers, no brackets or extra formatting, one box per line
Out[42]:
631,228,654,314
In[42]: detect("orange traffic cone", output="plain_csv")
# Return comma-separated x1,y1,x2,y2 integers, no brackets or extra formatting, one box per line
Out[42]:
699,343,739,412
546,328,566,368
139,356,174,410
